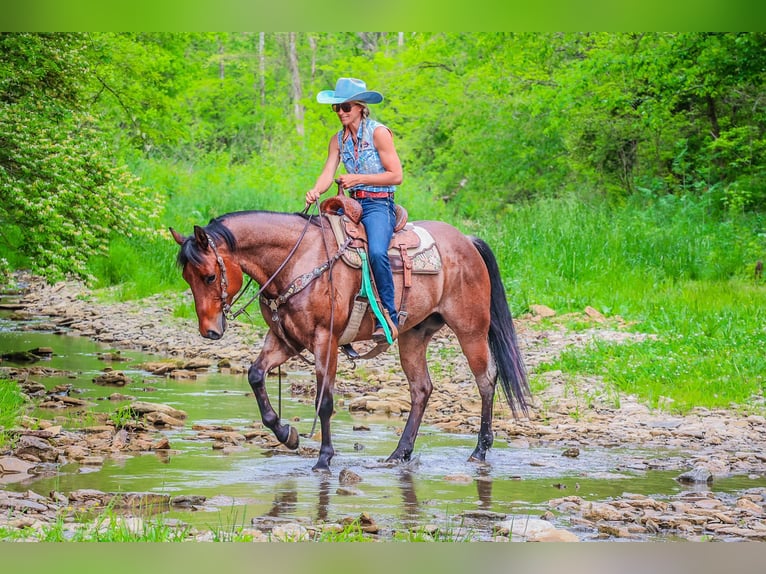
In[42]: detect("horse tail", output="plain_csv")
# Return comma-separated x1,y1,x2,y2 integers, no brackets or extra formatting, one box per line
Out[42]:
471,236,530,417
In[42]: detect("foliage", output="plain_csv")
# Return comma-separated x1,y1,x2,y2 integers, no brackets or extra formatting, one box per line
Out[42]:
0,33,160,282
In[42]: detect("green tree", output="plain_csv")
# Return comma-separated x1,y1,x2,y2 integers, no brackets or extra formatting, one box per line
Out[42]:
0,33,160,281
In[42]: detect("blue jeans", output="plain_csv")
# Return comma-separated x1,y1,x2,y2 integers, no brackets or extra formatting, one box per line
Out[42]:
359,196,398,327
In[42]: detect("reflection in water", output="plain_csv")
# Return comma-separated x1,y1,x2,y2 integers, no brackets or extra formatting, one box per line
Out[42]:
476,466,493,509
317,475,331,522
398,470,420,528
266,481,298,517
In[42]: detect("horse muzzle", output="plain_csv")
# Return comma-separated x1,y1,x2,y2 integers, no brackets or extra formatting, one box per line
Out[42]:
200,314,226,340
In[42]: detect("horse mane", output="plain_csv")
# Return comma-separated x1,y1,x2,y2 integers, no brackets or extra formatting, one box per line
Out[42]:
176,215,237,268
176,210,319,267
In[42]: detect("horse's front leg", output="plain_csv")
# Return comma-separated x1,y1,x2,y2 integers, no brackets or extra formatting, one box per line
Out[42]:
248,330,299,450
311,334,339,472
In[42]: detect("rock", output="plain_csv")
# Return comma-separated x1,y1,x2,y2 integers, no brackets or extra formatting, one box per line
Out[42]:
14,435,58,462
562,447,580,458
339,468,362,485
140,362,179,375
171,495,207,507
496,517,559,540
182,358,212,370
336,487,363,496
129,401,187,420
735,497,763,513
93,371,131,386
582,502,624,522
676,466,713,484
0,456,36,484
529,304,556,318
531,528,580,542
584,306,605,322
271,523,309,541
144,411,186,428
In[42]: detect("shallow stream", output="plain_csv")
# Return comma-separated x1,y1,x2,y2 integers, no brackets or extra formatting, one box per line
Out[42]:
2,302,765,540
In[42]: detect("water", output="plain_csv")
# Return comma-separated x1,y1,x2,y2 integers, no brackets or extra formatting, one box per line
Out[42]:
2,302,765,539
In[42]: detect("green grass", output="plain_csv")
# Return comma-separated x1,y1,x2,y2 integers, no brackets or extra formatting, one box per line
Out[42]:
485,194,766,413
0,379,25,447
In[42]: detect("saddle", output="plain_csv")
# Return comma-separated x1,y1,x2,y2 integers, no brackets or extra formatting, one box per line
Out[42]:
320,195,442,286
320,194,442,350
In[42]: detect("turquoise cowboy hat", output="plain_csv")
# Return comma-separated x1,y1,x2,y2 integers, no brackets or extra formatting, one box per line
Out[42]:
316,77,383,104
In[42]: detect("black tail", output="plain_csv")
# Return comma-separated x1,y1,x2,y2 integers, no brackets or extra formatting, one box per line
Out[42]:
471,237,530,417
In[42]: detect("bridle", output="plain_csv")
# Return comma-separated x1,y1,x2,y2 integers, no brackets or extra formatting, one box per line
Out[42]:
206,235,231,316
204,212,316,322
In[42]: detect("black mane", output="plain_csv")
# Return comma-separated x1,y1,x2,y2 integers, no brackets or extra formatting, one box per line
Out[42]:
176,216,237,268
175,210,319,267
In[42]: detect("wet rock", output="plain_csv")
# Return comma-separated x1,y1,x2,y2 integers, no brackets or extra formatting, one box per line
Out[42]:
129,401,187,420
562,447,580,458
169,369,198,380
676,466,713,484
171,495,207,507
14,435,59,463
0,456,36,484
336,486,363,496
140,362,180,375
93,371,131,386
339,468,362,485
182,358,212,371
144,411,185,428
108,392,136,401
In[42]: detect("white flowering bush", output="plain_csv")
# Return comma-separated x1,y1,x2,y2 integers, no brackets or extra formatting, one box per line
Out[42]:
0,33,160,282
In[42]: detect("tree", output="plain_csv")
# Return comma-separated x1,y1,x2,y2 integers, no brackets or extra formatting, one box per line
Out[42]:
0,33,159,281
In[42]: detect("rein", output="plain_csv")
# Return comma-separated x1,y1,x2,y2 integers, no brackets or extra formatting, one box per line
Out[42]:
214,214,316,322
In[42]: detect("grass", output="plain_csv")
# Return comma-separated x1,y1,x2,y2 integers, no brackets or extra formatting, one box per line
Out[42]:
0,378,25,448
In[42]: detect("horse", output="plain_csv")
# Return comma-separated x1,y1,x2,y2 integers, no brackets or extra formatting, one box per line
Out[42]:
171,208,530,472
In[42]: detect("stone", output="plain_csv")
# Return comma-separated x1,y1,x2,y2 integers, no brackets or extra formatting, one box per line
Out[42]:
676,466,713,484
529,304,556,318
93,371,131,386
339,468,362,485
129,401,187,420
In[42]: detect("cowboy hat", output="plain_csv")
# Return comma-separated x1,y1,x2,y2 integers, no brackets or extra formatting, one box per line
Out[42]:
316,77,383,104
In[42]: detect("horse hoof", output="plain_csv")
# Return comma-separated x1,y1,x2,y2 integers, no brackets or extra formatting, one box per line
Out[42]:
468,453,488,464
283,425,299,450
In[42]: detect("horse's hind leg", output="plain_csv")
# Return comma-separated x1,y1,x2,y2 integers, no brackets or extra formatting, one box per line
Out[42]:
455,335,496,463
387,316,442,463
248,330,299,450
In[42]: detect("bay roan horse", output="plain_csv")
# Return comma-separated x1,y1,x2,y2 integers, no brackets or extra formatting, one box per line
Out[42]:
171,209,530,471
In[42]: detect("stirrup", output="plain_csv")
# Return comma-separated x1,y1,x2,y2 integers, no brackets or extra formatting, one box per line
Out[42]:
340,343,360,360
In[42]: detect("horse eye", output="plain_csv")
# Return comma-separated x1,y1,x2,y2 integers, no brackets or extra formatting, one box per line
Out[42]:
205,274,216,285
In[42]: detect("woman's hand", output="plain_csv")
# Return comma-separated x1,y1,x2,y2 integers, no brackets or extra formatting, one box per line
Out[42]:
335,174,361,190
305,188,322,205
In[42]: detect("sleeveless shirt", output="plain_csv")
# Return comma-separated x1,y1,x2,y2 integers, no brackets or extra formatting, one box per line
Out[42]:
337,119,396,194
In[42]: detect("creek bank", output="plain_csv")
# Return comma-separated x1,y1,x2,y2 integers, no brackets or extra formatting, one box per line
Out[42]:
2,272,766,541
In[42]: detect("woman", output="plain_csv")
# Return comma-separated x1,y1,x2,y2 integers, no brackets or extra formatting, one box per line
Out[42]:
305,77,403,343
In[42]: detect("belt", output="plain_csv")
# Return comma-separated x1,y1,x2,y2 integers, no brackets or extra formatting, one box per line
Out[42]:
350,190,393,200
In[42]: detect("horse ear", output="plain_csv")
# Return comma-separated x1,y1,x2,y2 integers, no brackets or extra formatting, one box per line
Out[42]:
169,227,186,245
193,225,209,250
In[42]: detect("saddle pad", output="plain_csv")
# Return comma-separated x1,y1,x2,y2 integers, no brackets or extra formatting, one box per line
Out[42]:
328,215,442,274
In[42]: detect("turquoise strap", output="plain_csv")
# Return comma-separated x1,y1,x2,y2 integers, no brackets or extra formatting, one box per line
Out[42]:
358,250,393,345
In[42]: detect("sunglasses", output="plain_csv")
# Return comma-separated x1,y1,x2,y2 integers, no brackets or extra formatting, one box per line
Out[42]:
332,102,355,113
